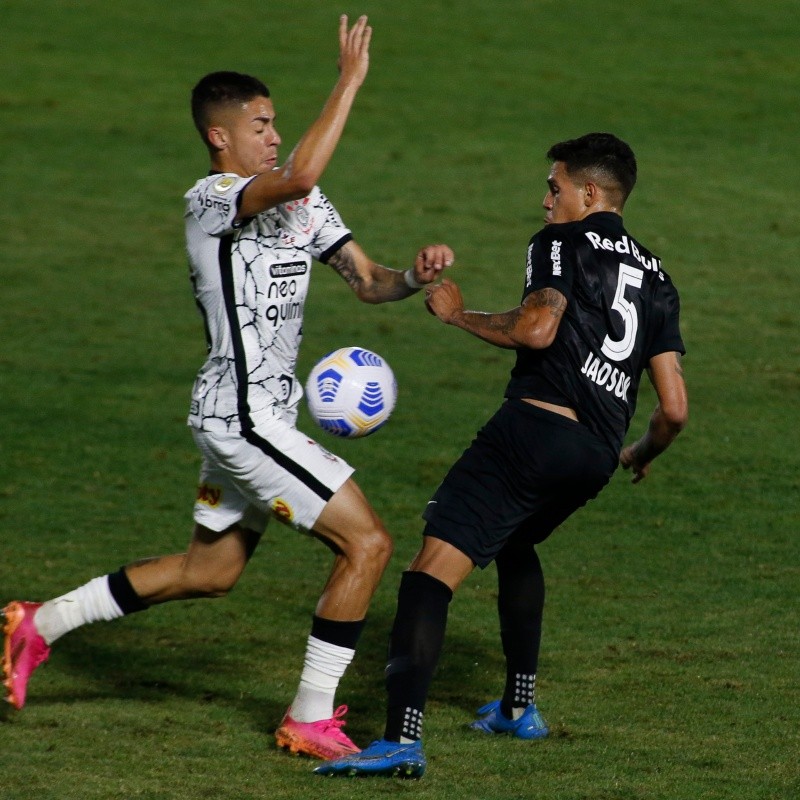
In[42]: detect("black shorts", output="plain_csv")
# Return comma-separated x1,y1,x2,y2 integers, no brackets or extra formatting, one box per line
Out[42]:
422,399,618,568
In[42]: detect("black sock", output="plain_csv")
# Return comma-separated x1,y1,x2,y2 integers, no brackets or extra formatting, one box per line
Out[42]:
108,568,149,615
384,571,453,742
310,614,365,650
496,544,545,718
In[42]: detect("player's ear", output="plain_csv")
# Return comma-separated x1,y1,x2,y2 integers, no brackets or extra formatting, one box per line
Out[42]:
207,126,228,152
583,181,599,208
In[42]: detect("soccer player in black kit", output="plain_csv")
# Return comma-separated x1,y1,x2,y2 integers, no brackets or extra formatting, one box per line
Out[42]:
316,132,689,778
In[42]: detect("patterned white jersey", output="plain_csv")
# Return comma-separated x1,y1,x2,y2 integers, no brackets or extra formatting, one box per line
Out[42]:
184,173,352,433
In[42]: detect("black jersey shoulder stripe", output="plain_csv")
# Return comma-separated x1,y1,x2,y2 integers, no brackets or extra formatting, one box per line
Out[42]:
217,233,334,503
318,232,353,264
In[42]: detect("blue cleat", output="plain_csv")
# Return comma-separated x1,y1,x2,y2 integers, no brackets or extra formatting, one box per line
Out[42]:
470,700,549,739
313,738,426,778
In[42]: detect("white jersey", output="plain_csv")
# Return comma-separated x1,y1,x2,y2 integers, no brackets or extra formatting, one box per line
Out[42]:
184,173,352,433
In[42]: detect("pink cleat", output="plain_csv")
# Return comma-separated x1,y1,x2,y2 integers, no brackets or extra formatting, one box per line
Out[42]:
275,704,361,760
2,602,50,709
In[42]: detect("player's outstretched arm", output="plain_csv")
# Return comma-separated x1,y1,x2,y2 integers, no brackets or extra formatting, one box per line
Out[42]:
424,280,567,350
620,351,688,483
326,241,454,303
237,15,372,218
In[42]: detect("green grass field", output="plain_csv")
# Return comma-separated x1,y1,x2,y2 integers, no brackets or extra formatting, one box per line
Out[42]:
1,1,798,798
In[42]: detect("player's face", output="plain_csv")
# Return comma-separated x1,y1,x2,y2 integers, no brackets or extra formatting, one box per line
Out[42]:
218,96,282,177
542,161,587,225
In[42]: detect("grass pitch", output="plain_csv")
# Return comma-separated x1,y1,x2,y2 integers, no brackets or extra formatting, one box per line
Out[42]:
1,1,798,798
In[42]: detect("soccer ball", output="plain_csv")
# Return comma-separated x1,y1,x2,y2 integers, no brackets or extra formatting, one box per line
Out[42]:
305,347,397,438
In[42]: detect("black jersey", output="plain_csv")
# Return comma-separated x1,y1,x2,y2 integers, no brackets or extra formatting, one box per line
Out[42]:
505,212,685,453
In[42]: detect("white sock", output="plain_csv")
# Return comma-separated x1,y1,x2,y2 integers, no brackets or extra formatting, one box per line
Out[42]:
289,635,355,722
34,576,125,645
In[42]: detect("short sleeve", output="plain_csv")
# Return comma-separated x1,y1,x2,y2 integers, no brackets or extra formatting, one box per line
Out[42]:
184,174,254,236
647,280,686,359
308,188,352,263
523,225,575,302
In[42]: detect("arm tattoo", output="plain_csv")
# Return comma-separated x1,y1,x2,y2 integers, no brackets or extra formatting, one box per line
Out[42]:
528,287,567,318
485,306,524,335
327,246,363,293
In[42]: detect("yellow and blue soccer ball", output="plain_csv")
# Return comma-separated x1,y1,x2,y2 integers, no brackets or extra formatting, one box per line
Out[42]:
305,347,397,438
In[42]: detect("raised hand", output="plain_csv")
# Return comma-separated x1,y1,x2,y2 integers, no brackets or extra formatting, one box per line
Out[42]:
338,14,372,89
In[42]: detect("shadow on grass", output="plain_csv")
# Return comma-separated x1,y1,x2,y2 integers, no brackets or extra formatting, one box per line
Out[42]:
35,619,289,731
29,603,503,745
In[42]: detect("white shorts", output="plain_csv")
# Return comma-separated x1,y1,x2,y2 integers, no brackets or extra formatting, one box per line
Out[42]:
190,414,354,534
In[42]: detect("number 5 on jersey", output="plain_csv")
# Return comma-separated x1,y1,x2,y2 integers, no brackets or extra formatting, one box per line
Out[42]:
601,264,644,362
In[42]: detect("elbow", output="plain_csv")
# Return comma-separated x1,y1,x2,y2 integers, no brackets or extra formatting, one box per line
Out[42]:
274,161,318,200
288,169,317,198
279,176,316,202
353,287,381,304
663,401,688,435
522,328,557,350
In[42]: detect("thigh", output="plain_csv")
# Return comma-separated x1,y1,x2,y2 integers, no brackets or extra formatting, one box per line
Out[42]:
423,401,616,566
182,522,261,579
422,403,531,567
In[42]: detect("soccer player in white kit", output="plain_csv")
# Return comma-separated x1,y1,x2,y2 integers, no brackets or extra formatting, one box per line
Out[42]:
2,15,454,761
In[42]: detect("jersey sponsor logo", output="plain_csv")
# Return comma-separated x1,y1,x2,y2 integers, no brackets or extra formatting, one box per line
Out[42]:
269,261,308,278
525,243,534,287
197,191,232,215
550,239,562,276
584,232,664,279
580,353,631,400
271,497,294,522
196,482,223,508
266,277,303,326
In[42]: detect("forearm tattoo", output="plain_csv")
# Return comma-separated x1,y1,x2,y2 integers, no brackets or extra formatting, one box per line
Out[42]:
483,306,524,335
327,246,363,293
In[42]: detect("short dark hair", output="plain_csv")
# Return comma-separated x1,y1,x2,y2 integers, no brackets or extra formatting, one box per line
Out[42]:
191,71,271,147
547,133,637,203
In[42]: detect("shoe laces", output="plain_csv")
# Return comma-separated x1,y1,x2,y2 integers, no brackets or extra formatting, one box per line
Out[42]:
316,705,350,738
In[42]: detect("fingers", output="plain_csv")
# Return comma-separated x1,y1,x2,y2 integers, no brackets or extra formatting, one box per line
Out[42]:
619,446,648,483
625,462,647,483
423,277,462,324
339,15,371,61
423,244,454,270
349,15,371,54
414,244,454,283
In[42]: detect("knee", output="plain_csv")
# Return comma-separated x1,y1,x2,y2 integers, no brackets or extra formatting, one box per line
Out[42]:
350,525,393,571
